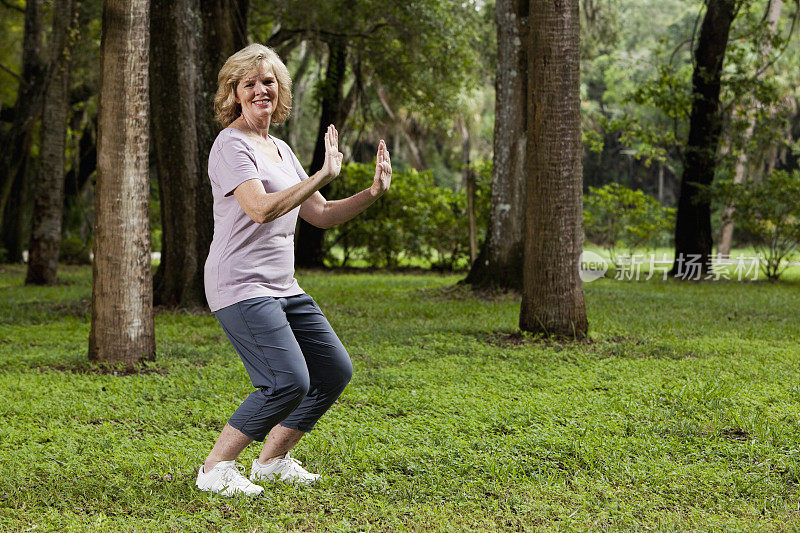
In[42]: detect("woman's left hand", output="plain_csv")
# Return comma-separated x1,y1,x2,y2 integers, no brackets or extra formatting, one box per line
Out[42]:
370,140,392,197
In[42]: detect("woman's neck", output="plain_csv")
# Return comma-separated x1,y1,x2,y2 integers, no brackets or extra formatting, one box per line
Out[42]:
235,114,271,140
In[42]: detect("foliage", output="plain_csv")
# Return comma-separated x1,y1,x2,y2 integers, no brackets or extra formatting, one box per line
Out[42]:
715,169,800,280
253,0,484,139
59,234,91,265
324,161,489,269
582,0,800,199
2,266,800,530
584,183,675,264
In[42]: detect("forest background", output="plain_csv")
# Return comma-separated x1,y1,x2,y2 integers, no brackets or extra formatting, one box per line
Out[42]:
1,0,798,290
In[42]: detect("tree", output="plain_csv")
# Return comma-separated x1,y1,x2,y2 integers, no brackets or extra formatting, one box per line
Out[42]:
89,0,155,366
150,0,248,308
150,0,206,307
670,0,739,278
718,0,784,257
519,0,588,338
465,0,527,290
0,0,43,262
25,0,79,285
258,0,482,267
294,37,348,268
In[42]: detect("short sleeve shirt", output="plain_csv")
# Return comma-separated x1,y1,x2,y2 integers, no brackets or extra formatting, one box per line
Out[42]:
204,128,310,312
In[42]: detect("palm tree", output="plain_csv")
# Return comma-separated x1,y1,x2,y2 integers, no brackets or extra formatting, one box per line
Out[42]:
519,0,588,338
89,0,155,366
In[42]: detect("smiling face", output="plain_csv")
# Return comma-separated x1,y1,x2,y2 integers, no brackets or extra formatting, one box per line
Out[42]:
235,62,278,126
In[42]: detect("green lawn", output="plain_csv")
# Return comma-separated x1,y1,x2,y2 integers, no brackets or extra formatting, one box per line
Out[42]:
1,264,799,531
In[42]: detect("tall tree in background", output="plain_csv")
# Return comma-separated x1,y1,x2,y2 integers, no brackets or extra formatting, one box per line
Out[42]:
26,0,79,285
294,38,348,268
150,0,248,307
0,0,43,262
670,0,739,277
465,0,527,290
718,0,784,257
89,0,154,366
519,0,588,338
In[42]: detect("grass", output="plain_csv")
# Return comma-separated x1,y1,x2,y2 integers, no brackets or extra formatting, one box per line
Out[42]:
1,263,800,531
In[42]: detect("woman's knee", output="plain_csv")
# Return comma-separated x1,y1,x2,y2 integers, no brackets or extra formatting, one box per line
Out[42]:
284,371,311,401
331,351,353,390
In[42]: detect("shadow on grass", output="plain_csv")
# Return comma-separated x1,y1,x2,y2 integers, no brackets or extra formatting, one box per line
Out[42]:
32,360,169,376
0,298,90,325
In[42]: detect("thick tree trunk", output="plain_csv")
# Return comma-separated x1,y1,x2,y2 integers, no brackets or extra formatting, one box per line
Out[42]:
89,0,155,367
519,0,587,338
465,0,527,290
150,0,248,308
26,0,77,284
718,0,783,258
151,0,206,308
295,39,348,268
0,0,43,262
670,0,737,278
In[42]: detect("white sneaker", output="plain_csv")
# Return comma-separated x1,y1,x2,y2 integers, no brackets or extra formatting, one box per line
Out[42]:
196,460,265,497
250,453,321,486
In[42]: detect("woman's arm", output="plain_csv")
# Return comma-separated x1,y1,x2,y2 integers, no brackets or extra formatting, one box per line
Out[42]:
300,140,392,228
234,125,343,224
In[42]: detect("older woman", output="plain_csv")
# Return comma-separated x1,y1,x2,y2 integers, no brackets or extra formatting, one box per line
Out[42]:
195,44,392,496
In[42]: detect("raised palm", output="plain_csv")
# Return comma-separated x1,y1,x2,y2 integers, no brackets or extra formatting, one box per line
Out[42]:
321,124,343,179
371,140,392,196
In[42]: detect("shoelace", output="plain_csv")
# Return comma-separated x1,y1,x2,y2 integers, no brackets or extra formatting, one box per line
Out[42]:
219,464,253,490
281,454,315,478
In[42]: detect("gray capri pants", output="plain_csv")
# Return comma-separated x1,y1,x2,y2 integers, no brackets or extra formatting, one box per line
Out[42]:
214,293,353,441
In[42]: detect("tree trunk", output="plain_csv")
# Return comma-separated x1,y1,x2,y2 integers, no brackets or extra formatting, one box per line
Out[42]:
0,0,43,262
285,41,312,149
89,0,155,367
376,85,427,170
197,0,248,283
64,116,97,204
295,38,348,268
150,0,248,308
717,0,783,258
465,0,527,290
26,0,78,284
151,0,206,308
519,0,587,338
460,118,477,264
670,0,737,278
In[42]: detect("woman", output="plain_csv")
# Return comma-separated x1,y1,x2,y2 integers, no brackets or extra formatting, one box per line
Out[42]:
196,44,392,496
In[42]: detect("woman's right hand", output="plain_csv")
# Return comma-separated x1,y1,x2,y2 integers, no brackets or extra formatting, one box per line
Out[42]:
321,124,343,181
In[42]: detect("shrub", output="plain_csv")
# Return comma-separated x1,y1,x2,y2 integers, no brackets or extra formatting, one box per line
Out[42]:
716,169,800,280
324,162,489,269
583,183,675,265
60,234,92,265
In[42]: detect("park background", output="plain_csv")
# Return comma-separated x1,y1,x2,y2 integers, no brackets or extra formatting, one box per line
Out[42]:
1,0,800,530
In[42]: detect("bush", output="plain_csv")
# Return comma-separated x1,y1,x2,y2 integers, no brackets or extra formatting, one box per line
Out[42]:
324,162,489,269
59,234,92,265
715,169,800,280
584,183,675,265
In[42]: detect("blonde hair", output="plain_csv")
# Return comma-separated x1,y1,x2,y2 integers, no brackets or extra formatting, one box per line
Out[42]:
214,44,293,126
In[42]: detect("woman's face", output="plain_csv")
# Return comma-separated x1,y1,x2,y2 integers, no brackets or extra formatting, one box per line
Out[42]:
235,62,278,124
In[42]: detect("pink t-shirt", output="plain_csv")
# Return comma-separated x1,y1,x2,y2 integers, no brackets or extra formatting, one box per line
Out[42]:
204,128,309,312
